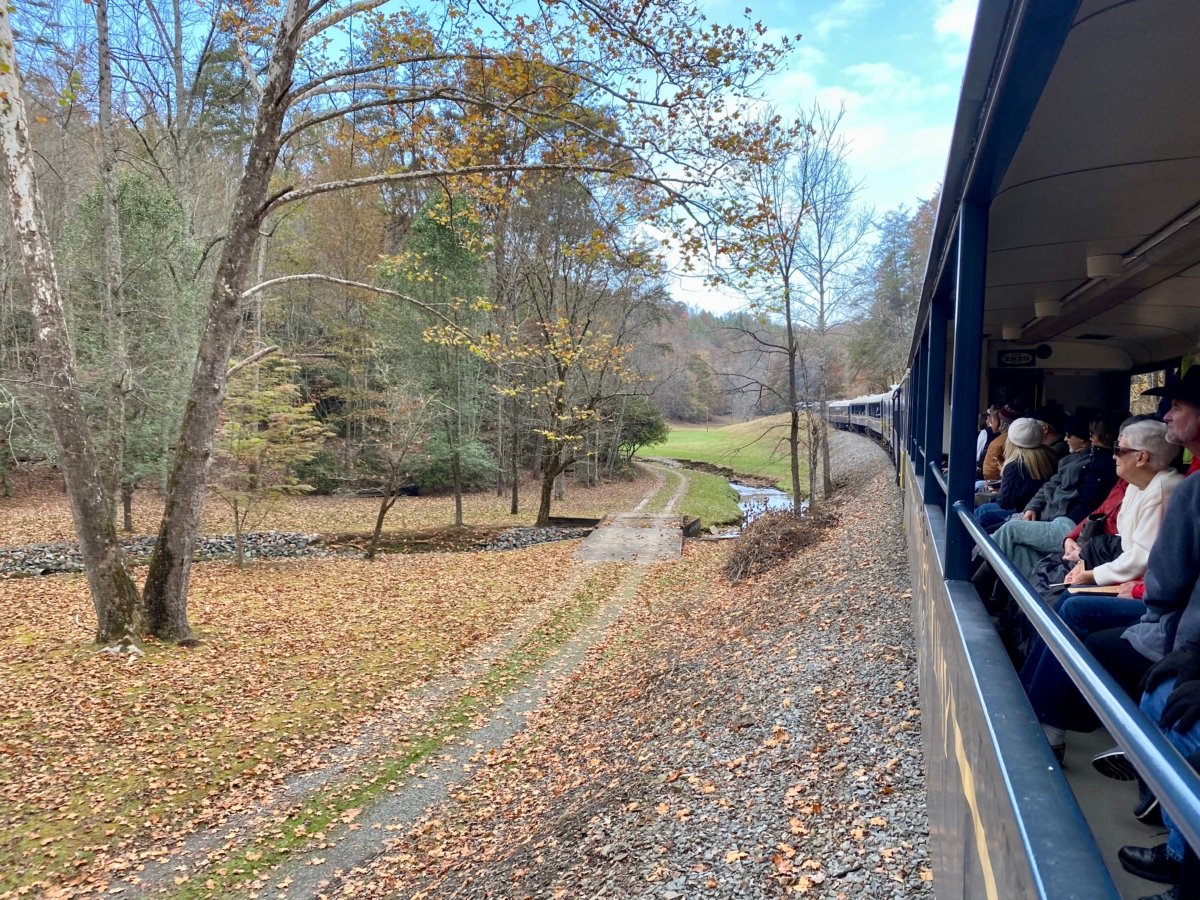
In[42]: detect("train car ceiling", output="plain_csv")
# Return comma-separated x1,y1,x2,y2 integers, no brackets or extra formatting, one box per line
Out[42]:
917,0,1200,371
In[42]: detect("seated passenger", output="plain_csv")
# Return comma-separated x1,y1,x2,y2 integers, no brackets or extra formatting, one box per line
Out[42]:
1017,420,1183,756
973,417,1059,532
1064,420,1183,588
1122,654,1200,896
991,414,1118,576
976,407,999,475
980,405,1016,482
1040,413,1070,462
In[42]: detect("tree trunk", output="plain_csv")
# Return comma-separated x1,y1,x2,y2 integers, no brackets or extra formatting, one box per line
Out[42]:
509,394,520,515
0,13,142,644
121,482,134,532
233,499,245,566
819,389,834,497
366,492,394,560
142,0,309,641
536,462,557,527
783,286,803,514
451,446,463,527
95,0,130,525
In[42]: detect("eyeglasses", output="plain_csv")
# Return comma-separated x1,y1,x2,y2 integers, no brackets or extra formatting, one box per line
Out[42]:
1113,446,1143,457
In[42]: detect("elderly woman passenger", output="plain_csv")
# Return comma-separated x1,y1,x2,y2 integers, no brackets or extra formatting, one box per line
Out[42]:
1062,419,1183,587
1018,419,1184,758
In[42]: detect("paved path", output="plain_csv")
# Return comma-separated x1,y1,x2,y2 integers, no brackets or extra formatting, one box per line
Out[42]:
573,512,682,563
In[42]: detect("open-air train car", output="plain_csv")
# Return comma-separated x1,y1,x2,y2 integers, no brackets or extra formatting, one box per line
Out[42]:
899,1,1200,897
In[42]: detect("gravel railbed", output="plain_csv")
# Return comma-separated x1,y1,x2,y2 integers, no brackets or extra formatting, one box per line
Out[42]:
356,431,928,898
0,526,593,578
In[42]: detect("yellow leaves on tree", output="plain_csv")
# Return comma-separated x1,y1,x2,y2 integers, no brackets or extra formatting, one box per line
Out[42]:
210,357,332,565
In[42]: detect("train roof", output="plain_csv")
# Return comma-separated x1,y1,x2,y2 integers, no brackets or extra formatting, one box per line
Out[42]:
913,0,1200,371
830,390,894,407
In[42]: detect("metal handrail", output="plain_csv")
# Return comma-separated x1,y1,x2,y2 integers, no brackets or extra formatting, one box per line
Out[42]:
931,465,949,498
953,500,1200,853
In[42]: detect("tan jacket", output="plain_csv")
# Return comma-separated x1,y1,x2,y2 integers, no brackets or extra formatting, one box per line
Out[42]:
981,432,1007,481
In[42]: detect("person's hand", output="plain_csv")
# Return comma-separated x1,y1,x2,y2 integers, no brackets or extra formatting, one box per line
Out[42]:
1023,510,1038,521
1116,581,1140,599
1064,561,1095,585
1143,642,1200,694
1162,681,1200,731
1062,538,1081,563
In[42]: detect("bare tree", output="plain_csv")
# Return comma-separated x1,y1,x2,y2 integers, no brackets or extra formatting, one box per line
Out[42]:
709,105,869,508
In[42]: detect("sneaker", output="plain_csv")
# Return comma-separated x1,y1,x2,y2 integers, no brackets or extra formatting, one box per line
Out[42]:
1135,790,1162,826
1093,745,1138,781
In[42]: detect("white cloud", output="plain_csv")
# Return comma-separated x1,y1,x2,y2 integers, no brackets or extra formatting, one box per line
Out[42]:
933,0,977,42
811,0,882,41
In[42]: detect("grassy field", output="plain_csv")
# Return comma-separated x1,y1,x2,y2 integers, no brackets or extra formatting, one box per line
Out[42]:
642,414,808,492
677,470,743,526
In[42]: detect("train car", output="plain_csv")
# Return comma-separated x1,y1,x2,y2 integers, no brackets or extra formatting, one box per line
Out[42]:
828,388,898,449
869,2,1200,898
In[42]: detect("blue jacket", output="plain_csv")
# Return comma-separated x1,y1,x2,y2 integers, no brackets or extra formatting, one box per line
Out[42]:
1124,472,1200,661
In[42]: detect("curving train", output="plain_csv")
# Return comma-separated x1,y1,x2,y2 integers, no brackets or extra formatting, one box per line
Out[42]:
846,2,1200,898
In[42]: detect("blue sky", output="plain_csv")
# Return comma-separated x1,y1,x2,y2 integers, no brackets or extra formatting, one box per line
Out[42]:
673,0,979,311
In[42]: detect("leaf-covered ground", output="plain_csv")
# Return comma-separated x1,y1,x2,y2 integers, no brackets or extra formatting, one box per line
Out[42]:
0,543,590,896
0,470,654,546
338,440,929,899
2,438,929,899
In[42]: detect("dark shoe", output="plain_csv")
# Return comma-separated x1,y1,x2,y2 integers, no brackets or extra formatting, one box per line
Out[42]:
1139,889,1178,900
1094,745,1138,781
1119,843,1181,884
1050,743,1065,764
1135,790,1163,826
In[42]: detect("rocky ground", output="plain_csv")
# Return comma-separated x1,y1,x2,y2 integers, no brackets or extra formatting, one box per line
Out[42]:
328,432,928,899
0,527,593,578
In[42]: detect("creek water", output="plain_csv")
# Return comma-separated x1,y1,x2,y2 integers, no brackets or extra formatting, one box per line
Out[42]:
729,481,796,524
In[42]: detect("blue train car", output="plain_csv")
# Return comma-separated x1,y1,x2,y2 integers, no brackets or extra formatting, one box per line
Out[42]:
852,2,1200,897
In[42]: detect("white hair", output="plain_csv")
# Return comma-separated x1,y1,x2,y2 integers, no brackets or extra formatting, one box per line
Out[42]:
1120,419,1178,470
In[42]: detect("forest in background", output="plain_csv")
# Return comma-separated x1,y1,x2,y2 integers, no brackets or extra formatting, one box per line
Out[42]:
0,0,932,642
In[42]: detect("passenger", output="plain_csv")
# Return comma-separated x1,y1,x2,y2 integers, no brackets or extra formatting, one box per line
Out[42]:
1040,413,1070,461
976,407,999,476
1087,370,1200,897
1017,420,1182,757
1122,658,1200,896
980,405,1017,481
1063,420,1182,588
990,414,1118,576
973,417,1058,532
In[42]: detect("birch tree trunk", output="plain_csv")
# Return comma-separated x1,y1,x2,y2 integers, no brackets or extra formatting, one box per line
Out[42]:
95,0,130,524
141,0,310,640
0,8,142,644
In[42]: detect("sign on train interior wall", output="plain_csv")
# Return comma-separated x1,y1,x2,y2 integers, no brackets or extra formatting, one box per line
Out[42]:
998,350,1036,367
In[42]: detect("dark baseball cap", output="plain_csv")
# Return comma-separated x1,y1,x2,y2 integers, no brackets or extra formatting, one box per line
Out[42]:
1143,367,1200,406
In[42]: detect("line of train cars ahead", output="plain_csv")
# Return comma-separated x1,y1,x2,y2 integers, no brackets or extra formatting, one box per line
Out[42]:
825,389,901,460
838,3,1200,899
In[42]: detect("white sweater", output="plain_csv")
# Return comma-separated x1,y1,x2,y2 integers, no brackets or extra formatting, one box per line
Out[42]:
1094,468,1185,585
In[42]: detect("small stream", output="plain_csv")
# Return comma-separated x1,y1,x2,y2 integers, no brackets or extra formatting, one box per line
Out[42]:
729,481,798,524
